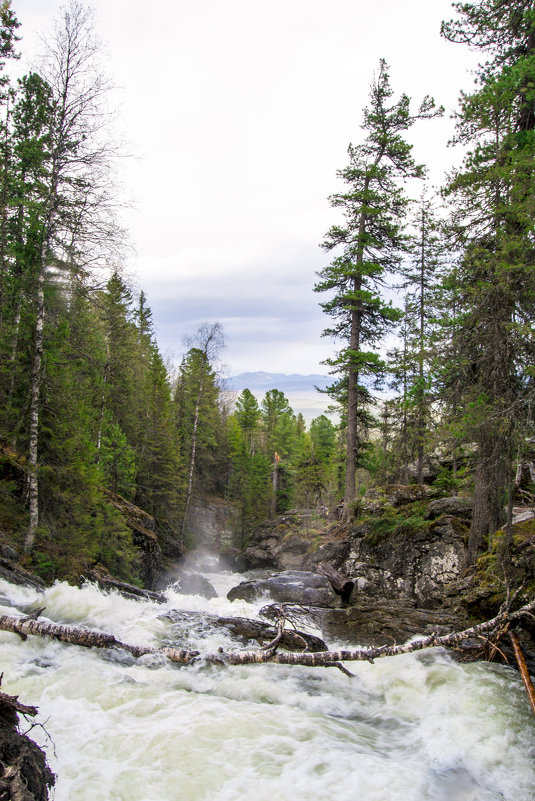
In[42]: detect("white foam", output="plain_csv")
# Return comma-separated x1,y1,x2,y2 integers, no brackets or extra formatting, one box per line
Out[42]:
0,577,533,801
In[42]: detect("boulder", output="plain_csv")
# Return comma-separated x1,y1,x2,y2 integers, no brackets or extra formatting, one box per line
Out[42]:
385,484,430,506
0,544,18,561
312,603,470,647
227,570,341,608
238,511,342,571
359,485,429,514
342,517,467,607
0,558,46,591
425,496,473,520
165,569,217,599
161,609,327,652
406,455,444,484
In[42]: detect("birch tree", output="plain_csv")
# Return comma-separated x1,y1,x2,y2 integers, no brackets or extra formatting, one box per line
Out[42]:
24,1,122,551
176,322,224,544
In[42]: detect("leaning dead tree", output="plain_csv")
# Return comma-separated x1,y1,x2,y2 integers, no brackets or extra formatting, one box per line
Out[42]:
1,599,535,681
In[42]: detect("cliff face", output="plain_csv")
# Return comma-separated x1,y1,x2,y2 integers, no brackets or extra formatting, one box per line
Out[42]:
101,490,163,590
237,493,470,608
344,516,466,607
232,490,535,662
185,496,239,551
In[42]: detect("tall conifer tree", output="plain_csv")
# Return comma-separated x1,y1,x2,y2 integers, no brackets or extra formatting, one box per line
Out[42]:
315,60,441,515
442,0,535,564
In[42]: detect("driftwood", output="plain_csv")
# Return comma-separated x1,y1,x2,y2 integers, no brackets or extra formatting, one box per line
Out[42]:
509,631,535,716
317,561,354,603
1,599,534,675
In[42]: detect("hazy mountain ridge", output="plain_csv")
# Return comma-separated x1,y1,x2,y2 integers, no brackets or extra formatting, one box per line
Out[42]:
227,372,331,393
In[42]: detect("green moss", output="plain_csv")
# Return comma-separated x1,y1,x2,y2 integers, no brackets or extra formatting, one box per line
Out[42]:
307,535,323,554
511,517,535,544
361,509,432,545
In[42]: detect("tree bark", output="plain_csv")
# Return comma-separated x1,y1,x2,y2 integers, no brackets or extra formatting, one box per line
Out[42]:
181,363,204,544
509,631,535,716
317,561,354,603
25,256,46,552
344,194,367,511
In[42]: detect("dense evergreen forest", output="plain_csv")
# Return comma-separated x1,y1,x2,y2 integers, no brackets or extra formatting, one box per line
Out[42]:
0,0,534,587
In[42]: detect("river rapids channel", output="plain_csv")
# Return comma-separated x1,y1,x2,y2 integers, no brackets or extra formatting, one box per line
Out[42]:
0,567,534,801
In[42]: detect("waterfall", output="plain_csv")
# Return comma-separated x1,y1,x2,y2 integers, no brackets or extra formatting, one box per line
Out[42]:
1,572,534,801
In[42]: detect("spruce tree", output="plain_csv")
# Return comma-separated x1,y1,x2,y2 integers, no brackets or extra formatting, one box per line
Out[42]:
395,189,445,483
315,60,441,516
442,0,535,564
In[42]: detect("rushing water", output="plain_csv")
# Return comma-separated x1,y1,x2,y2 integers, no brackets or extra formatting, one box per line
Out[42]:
1,570,534,801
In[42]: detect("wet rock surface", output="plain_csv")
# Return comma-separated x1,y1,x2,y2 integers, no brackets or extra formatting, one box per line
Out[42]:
161,609,328,652
161,569,218,599
227,570,342,608
309,603,470,647
81,569,167,603
343,517,467,607
0,557,46,591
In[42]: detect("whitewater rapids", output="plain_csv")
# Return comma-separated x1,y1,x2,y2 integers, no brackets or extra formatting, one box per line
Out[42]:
0,570,534,801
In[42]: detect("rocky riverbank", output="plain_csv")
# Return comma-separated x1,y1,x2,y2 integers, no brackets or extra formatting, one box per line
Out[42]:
226,485,535,668
0,685,55,800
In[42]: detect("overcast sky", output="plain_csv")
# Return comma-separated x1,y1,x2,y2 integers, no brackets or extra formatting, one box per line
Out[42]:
16,0,479,376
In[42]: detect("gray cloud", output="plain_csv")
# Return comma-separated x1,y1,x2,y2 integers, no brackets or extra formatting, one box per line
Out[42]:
18,0,480,375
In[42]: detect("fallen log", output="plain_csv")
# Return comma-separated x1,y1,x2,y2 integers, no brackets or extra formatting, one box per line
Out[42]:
316,562,354,604
1,599,534,674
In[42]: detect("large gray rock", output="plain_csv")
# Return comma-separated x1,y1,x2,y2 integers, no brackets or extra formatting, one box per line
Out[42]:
238,511,345,572
313,603,469,647
160,569,217,599
160,609,327,652
81,570,166,603
227,570,341,608
358,485,430,515
342,517,467,607
0,558,46,591
425,496,473,520
238,512,324,570
185,496,239,550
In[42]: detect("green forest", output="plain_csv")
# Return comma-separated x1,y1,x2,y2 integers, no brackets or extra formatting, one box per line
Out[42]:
0,0,534,587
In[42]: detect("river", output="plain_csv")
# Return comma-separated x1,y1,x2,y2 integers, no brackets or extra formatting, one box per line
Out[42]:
1,569,534,801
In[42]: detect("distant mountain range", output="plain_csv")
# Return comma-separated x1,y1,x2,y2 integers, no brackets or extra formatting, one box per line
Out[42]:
227,372,331,393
